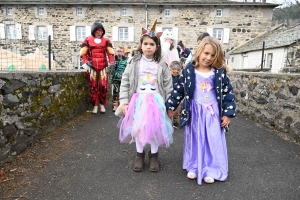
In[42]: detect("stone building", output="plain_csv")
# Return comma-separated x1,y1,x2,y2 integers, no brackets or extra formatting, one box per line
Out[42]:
229,23,300,73
0,0,279,69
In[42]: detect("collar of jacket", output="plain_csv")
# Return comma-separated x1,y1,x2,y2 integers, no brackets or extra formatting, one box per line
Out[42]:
184,62,226,96
131,54,166,65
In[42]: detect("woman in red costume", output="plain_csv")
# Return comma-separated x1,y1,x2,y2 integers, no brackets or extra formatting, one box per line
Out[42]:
80,21,115,114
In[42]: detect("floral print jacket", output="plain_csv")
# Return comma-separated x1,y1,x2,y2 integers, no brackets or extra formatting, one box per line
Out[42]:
165,61,236,130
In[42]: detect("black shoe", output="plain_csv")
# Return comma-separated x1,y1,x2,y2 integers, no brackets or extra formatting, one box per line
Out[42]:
173,122,179,129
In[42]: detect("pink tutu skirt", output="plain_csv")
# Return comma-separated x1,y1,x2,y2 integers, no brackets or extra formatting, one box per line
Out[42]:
118,93,173,147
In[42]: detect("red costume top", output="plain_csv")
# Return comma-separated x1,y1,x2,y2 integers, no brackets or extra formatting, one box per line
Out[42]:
80,21,114,73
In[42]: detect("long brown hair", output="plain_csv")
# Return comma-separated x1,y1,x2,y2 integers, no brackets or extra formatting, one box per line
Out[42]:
137,35,162,62
194,36,225,69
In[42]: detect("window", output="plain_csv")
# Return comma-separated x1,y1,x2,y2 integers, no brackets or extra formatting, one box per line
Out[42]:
38,7,45,16
29,25,52,41
231,57,234,63
112,26,134,42
213,29,223,41
119,27,128,41
7,24,17,39
7,7,13,15
216,9,222,17
267,53,273,68
162,27,172,32
164,9,170,17
70,26,90,41
37,26,47,40
121,8,127,16
76,26,86,41
77,8,83,16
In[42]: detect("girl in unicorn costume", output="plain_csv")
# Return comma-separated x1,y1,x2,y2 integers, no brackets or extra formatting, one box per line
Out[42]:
160,30,180,66
115,19,174,172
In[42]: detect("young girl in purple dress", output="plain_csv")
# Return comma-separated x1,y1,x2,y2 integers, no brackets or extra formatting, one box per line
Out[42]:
166,36,236,185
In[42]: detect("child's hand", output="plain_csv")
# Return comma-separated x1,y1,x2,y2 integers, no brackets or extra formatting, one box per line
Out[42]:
122,104,128,116
221,116,231,127
167,110,175,118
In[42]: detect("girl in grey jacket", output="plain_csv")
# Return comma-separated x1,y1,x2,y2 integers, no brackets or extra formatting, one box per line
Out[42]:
115,23,174,172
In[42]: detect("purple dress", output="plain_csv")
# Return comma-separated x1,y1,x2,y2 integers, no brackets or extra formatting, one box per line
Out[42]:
183,70,228,185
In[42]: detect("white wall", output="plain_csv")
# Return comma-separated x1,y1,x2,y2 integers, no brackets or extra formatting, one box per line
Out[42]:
229,54,243,70
229,47,286,72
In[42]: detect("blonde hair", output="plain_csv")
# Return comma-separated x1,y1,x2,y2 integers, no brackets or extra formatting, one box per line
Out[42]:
194,36,231,72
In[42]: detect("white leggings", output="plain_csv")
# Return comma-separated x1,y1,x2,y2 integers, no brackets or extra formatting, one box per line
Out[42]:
135,138,159,154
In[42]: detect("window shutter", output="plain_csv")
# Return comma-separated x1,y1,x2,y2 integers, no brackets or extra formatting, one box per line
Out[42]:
170,9,178,17
16,24,22,39
86,26,91,37
112,26,118,41
207,28,213,37
223,28,230,44
0,24,5,39
47,25,53,40
29,25,35,40
128,27,134,42
172,27,178,41
70,26,76,41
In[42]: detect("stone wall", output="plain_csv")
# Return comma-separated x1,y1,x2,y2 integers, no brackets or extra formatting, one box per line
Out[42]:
1,70,300,166
0,71,90,166
282,42,300,73
231,71,300,142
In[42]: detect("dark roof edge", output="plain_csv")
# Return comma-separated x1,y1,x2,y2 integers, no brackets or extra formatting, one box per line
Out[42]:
0,2,281,7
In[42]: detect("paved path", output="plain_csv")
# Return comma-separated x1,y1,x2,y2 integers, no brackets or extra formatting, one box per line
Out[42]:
1,103,300,200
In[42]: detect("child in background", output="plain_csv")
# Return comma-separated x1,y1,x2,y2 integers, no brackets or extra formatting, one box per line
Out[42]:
166,36,236,185
131,47,139,57
110,46,128,112
178,40,192,59
124,47,131,58
169,60,182,129
197,32,210,44
115,19,174,172
80,21,114,114
160,29,180,66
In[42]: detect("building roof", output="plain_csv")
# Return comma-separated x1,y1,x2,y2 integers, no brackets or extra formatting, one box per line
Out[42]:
230,23,300,54
0,0,280,6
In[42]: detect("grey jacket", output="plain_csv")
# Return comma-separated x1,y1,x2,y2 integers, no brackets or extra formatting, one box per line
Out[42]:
115,54,173,117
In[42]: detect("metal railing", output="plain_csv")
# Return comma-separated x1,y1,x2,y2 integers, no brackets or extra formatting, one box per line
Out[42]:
0,23,82,71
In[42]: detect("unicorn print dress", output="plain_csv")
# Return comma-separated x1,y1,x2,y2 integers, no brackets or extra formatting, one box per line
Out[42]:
119,55,173,147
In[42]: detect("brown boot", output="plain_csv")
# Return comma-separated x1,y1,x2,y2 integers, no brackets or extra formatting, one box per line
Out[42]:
148,151,160,172
133,151,145,172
